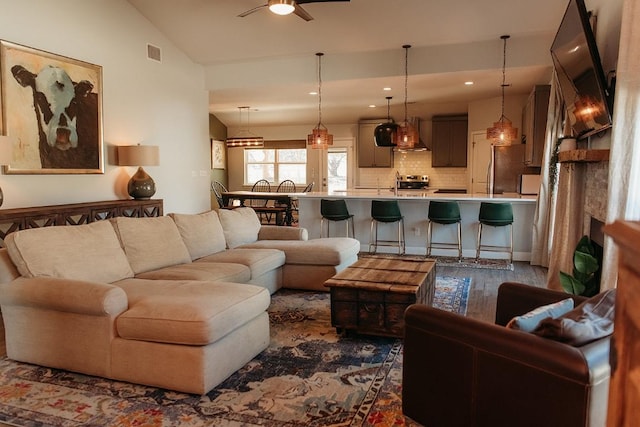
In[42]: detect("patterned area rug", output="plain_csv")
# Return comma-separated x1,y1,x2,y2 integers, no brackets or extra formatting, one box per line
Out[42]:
0,276,471,427
431,256,514,271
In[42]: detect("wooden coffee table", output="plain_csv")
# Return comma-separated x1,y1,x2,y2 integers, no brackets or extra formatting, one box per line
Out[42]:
324,255,435,338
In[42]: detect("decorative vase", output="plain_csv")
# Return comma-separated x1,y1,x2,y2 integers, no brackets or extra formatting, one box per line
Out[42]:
127,166,156,200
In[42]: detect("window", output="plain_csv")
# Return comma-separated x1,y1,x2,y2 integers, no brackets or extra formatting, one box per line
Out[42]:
245,148,306,185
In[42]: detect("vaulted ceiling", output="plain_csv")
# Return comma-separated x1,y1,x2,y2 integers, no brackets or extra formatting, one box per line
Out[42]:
128,0,568,127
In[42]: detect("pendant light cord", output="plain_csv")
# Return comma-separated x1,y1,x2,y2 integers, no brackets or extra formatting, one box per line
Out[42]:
500,35,509,125
316,52,323,127
402,45,411,123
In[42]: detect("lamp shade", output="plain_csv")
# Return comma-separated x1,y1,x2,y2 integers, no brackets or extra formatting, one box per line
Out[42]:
0,135,16,165
117,145,159,166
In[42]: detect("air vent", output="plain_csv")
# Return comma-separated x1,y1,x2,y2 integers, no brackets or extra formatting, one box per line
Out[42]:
147,44,161,62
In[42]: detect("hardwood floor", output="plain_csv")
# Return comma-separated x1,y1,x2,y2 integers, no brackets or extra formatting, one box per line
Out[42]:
438,261,549,323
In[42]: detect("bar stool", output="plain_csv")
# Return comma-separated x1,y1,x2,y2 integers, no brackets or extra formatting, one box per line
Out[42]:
369,200,405,255
426,201,462,260
320,199,355,238
476,202,514,263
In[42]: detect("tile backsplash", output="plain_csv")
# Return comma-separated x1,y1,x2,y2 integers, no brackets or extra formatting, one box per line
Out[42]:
357,150,468,190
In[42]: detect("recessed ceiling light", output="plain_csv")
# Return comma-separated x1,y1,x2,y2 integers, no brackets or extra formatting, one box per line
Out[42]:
309,91,318,95
464,81,474,86
369,104,376,108
383,87,392,91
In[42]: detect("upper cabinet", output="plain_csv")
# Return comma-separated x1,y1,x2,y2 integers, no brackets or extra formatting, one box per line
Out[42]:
522,85,550,167
358,119,393,168
431,115,468,167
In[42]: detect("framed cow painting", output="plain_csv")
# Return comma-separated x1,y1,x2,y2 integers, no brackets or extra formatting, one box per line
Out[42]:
0,41,103,174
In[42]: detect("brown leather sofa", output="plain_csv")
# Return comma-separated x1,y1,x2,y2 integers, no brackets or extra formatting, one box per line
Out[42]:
402,282,610,427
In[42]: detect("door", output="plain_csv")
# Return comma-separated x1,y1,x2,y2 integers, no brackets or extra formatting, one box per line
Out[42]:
318,138,354,192
470,131,492,194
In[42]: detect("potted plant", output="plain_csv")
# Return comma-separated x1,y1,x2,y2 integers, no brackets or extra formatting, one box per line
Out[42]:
559,235,601,297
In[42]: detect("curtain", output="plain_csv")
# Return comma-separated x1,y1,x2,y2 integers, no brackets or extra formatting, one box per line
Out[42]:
530,70,564,267
600,0,640,290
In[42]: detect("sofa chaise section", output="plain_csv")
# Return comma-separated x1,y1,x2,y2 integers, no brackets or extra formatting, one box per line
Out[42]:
0,219,271,394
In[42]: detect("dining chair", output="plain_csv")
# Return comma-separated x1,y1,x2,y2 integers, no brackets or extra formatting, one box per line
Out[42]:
276,180,297,193
251,179,273,223
211,181,228,209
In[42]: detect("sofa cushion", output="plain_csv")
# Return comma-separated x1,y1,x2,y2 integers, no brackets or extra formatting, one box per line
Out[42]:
169,210,226,260
111,216,192,274
506,298,574,332
4,221,134,284
135,262,251,283
534,289,616,346
114,279,270,345
217,207,261,248
240,237,361,266
198,248,285,279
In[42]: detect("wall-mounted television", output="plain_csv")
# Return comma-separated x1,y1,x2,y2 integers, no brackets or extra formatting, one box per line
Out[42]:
551,0,613,140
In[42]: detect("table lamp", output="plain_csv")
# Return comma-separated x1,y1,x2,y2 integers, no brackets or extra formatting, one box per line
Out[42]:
117,144,160,200
0,136,15,207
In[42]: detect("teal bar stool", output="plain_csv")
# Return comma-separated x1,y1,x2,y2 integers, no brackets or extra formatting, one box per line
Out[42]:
476,202,514,263
426,201,462,260
320,199,355,238
369,200,405,255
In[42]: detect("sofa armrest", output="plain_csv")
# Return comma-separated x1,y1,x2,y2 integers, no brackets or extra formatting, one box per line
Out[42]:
258,225,308,241
495,282,587,326
0,277,128,316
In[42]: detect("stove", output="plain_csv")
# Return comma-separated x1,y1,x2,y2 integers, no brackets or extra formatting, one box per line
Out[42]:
397,174,430,190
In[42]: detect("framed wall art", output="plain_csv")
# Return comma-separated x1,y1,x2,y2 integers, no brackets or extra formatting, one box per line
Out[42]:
211,139,226,169
0,40,104,174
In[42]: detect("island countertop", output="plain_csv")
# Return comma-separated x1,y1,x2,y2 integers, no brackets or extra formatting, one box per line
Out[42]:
299,189,537,203
297,189,539,261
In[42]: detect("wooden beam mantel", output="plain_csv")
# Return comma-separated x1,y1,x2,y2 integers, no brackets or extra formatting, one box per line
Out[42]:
558,149,610,163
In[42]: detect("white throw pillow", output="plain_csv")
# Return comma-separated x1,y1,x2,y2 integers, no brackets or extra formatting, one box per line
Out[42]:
217,207,262,248
506,297,575,332
169,210,226,260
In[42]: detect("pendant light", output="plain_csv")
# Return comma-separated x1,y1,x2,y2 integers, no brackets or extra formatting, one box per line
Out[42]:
486,35,518,145
308,52,333,149
374,96,399,147
226,106,264,148
395,44,418,149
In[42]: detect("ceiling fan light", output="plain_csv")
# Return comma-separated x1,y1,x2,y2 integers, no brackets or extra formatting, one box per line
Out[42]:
268,0,295,15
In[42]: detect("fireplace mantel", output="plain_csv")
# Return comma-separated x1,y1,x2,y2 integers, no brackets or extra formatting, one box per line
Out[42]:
558,149,610,163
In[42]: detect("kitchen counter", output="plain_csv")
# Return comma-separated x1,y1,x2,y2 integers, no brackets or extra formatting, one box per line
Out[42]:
303,189,537,202
297,190,538,261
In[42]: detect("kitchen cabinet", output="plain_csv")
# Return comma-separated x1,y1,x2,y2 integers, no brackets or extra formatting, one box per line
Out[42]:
431,115,468,167
522,85,550,167
358,119,393,168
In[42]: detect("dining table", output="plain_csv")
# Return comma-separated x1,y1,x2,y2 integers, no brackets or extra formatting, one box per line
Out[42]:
221,191,303,226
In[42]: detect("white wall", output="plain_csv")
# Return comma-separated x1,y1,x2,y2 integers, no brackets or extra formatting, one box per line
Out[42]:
0,0,211,214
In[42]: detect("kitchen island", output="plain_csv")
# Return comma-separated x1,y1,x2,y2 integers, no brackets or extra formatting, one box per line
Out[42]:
297,190,538,261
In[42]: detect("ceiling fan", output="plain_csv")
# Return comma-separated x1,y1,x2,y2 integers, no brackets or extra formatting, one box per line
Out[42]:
238,0,350,22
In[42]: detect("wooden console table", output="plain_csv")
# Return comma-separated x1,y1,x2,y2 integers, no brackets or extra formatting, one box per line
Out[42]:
0,199,163,242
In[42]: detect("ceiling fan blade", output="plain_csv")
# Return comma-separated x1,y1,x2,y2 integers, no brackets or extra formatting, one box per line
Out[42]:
293,4,314,21
238,4,268,18
297,0,350,3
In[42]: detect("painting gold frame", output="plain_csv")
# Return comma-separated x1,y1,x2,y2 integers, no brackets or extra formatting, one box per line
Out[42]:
0,40,104,174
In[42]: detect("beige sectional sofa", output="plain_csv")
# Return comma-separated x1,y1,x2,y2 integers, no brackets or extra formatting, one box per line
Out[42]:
0,207,360,394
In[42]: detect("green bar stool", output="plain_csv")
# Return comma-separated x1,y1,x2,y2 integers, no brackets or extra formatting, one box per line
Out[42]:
426,201,462,260
320,199,355,238
369,200,405,255
476,202,514,263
